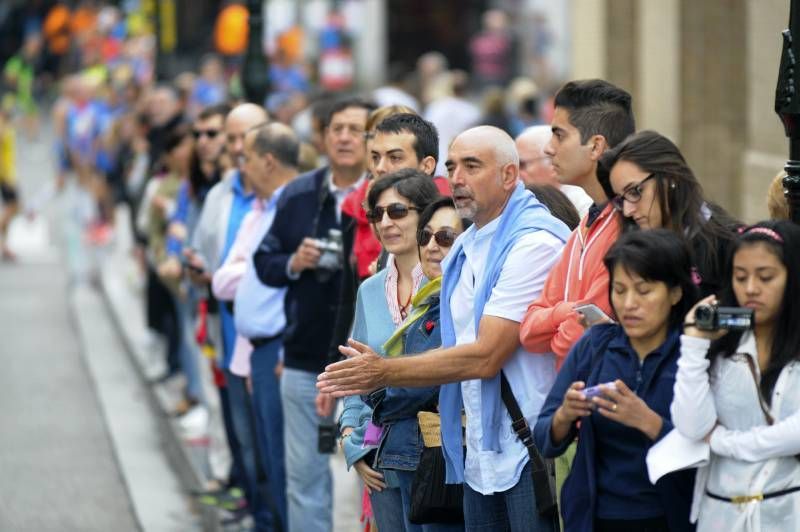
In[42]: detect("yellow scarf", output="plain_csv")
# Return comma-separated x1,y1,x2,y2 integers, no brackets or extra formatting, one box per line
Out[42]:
382,276,442,357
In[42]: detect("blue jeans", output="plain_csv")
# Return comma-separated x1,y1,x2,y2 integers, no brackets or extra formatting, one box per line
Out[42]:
395,469,464,532
462,462,558,532
370,486,406,532
250,339,287,529
175,299,204,403
218,383,245,488
281,367,332,532
226,370,273,531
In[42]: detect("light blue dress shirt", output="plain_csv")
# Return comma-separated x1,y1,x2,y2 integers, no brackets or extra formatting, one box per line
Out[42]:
234,186,287,339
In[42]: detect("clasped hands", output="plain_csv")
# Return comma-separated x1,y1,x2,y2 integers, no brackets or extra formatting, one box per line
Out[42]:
316,339,386,397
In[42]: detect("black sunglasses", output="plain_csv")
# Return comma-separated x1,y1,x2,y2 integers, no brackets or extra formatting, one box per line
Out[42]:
418,228,457,248
611,173,656,211
193,129,221,140
366,203,418,223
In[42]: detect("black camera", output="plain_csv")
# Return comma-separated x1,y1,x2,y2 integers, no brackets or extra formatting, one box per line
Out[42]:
694,304,754,331
318,423,337,454
314,228,344,282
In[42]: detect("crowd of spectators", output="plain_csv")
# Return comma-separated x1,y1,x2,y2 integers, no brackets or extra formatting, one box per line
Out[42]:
2,3,800,532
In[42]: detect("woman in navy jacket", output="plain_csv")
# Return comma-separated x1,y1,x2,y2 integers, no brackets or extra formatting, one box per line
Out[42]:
534,229,697,532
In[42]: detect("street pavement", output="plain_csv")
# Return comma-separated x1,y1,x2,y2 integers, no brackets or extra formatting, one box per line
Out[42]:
0,127,202,531
0,125,362,531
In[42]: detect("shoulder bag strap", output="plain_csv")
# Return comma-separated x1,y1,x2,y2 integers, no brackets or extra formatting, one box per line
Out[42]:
499,371,548,468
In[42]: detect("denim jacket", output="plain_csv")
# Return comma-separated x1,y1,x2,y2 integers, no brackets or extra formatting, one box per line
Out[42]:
367,296,442,471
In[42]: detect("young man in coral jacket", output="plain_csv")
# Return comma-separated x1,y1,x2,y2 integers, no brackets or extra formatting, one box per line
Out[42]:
520,79,635,368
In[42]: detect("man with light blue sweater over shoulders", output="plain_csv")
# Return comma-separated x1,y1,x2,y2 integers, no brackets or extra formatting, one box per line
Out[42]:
318,126,570,531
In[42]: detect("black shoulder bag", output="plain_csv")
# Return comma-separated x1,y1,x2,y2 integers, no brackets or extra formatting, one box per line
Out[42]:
500,371,558,518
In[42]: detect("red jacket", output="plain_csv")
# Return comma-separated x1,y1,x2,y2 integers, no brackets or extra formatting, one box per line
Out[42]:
519,203,621,369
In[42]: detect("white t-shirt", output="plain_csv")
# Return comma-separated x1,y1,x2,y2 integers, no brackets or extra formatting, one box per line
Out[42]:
450,216,563,494
560,184,593,218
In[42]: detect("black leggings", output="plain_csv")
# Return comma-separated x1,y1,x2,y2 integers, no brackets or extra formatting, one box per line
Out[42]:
596,516,669,532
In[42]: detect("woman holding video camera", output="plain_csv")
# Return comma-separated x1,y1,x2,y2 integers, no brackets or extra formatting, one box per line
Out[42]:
337,169,440,530
598,130,739,298
672,220,800,531
534,229,697,532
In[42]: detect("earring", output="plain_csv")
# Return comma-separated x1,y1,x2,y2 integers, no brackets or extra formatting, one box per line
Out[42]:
670,182,676,190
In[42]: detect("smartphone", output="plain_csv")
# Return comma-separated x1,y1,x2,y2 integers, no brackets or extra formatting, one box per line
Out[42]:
575,304,614,326
583,382,617,400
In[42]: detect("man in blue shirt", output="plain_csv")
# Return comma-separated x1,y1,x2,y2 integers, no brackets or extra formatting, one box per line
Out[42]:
187,103,271,524
212,123,300,530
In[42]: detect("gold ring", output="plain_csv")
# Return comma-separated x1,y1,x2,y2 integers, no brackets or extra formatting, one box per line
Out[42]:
612,403,618,412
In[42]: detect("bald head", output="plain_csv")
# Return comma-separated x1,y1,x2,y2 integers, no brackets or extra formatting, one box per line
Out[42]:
452,125,519,168
226,103,270,168
445,126,520,227
515,125,557,186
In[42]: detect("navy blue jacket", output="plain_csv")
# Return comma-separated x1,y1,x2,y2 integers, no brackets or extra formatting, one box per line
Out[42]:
253,167,356,374
533,324,695,532
367,295,442,471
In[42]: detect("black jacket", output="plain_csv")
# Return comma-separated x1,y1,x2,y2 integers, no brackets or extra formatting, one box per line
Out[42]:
253,167,357,374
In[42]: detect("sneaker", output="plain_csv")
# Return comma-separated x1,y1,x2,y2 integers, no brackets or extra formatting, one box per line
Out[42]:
178,405,209,437
195,486,247,511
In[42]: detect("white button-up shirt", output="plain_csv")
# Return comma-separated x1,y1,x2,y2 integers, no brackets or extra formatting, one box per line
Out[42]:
672,333,800,531
451,216,563,495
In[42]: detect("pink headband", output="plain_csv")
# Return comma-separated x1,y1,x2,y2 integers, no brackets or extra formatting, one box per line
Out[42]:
738,226,784,244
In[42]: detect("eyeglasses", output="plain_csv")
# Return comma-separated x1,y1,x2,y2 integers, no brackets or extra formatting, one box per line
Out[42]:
418,228,457,248
366,203,418,223
611,173,656,211
193,129,220,140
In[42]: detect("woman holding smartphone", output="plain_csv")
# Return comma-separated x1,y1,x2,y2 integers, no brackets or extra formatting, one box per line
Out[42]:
534,230,697,532
672,220,800,531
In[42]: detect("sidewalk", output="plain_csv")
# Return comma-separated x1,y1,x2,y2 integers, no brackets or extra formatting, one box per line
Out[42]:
0,142,199,531
99,207,363,532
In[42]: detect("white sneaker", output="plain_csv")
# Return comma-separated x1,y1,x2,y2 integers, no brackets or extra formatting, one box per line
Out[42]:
178,405,209,437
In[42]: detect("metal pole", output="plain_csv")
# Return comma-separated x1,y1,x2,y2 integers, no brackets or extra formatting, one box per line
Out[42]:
242,0,270,105
775,0,800,223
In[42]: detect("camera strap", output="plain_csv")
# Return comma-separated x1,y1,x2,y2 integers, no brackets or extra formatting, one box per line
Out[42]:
310,170,333,239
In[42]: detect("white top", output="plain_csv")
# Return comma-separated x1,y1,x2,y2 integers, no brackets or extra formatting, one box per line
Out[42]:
450,216,563,495
328,171,366,224
671,333,800,531
560,184,593,218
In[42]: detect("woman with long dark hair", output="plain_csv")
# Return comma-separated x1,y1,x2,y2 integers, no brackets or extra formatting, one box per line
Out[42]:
598,130,739,297
672,220,800,531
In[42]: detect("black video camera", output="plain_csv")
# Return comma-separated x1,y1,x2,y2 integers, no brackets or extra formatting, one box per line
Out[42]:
694,304,754,331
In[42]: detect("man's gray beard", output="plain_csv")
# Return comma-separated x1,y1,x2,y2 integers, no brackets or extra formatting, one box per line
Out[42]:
456,204,477,221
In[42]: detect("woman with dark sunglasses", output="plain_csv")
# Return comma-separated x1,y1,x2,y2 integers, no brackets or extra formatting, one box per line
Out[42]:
367,196,470,531
338,169,440,531
598,130,739,298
